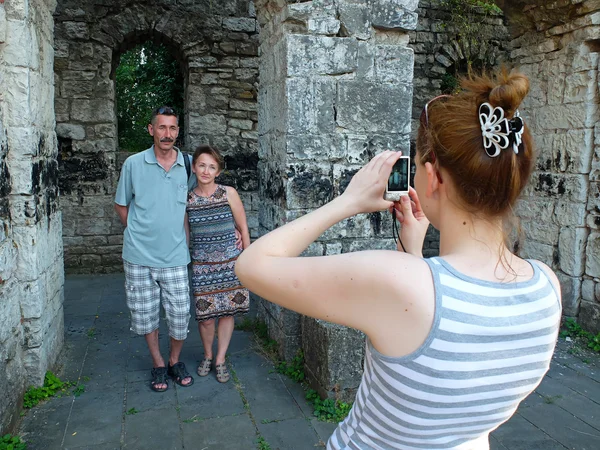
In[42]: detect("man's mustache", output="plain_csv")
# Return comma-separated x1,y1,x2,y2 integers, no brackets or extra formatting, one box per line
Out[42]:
160,138,174,143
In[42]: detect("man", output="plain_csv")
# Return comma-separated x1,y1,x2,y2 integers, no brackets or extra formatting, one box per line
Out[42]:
115,106,193,392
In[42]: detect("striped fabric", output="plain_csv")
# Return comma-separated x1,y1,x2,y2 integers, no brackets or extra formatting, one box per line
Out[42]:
328,257,561,450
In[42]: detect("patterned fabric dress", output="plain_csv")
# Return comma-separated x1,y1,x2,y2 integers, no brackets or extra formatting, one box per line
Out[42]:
186,185,249,321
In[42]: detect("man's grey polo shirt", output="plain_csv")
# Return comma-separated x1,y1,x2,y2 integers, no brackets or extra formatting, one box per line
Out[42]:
115,146,191,268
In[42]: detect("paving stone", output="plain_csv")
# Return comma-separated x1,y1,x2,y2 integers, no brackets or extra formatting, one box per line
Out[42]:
177,374,246,421
63,392,124,447
309,418,338,445
181,413,256,449
545,363,600,399
125,380,178,413
124,407,182,450
20,396,73,450
257,417,321,449
518,403,600,449
230,352,304,423
492,414,568,450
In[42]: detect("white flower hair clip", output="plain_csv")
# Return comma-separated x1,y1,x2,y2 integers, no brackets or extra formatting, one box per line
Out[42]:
479,102,525,157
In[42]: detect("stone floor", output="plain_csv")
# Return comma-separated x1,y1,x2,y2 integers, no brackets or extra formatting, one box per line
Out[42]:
16,273,600,450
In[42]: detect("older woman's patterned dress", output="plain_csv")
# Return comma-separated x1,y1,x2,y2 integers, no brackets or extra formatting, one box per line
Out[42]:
186,185,249,321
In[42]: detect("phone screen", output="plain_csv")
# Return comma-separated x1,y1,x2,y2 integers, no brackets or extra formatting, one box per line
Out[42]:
388,158,409,192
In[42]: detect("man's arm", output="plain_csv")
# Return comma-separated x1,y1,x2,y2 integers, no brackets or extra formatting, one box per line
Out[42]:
115,204,128,226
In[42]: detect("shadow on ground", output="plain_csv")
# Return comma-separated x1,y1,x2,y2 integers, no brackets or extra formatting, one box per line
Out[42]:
16,274,600,450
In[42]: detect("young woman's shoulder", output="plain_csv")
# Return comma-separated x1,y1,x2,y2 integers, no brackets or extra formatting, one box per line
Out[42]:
531,259,562,302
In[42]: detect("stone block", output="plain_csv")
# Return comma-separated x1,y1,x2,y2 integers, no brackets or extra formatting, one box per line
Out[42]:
521,240,554,266
188,113,227,135
373,45,414,83
286,134,346,161
56,123,85,140
223,17,256,33
287,77,335,134
556,271,581,316
4,66,30,127
302,317,365,403
582,279,595,302
0,7,5,44
553,200,587,227
71,99,114,123
62,21,89,40
4,0,27,21
20,279,46,320
230,98,257,112
372,1,419,31
228,118,253,130
585,232,600,277
337,81,412,134
308,16,340,35
579,301,600,335
286,35,357,76
558,227,589,277
338,1,371,39
4,18,34,68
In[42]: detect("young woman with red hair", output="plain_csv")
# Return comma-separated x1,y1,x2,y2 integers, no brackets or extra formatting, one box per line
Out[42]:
236,70,561,450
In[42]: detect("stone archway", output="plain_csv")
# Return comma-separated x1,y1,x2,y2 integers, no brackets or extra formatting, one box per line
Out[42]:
54,1,260,273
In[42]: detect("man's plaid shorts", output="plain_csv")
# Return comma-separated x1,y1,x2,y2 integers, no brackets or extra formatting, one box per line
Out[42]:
123,260,190,340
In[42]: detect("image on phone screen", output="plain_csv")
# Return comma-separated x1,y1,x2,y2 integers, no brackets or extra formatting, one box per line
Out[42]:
388,158,409,192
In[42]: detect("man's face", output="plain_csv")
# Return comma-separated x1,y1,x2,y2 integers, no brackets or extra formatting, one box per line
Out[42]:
148,114,179,152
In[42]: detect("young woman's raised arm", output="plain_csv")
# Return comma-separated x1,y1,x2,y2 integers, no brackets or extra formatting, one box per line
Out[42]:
235,152,434,355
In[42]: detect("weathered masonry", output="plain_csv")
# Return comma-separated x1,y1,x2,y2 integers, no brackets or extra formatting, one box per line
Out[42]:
2,0,600,434
54,0,260,273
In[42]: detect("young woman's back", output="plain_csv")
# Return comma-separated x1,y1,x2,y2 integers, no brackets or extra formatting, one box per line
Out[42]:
236,69,562,450
329,257,560,449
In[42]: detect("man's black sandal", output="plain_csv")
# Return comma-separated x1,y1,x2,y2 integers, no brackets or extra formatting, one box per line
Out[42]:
150,367,169,392
168,362,194,387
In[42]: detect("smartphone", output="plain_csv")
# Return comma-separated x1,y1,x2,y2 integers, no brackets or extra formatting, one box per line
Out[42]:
384,156,410,201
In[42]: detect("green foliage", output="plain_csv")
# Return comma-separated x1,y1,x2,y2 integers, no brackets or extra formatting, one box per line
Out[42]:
115,41,184,152
0,434,27,450
125,407,139,415
440,0,501,70
275,350,306,383
256,436,271,450
305,389,352,423
440,73,460,95
560,318,600,354
73,384,85,397
23,372,70,408
236,318,279,358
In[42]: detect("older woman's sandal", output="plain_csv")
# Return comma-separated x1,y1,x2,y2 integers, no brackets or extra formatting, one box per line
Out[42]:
215,363,230,383
197,358,212,376
167,362,194,387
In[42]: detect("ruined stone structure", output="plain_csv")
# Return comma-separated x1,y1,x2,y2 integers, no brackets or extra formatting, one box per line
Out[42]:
54,0,260,273
256,0,418,401
0,0,64,433
505,0,600,333
2,0,600,434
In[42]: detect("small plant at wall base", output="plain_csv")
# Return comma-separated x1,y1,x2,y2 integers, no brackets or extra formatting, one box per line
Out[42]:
560,318,600,353
306,389,352,423
23,371,70,408
0,434,27,450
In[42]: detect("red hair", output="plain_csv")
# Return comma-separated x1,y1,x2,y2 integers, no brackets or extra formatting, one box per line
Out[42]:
417,68,534,218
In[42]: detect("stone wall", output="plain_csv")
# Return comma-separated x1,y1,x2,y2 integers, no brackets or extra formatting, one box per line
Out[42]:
54,0,260,273
0,0,63,433
410,0,509,256
508,1,600,332
255,0,417,402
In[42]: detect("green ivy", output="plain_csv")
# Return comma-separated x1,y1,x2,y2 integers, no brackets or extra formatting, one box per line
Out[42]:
23,372,70,409
0,434,27,450
305,389,352,423
560,318,600,353
440,0,502,70
115,41,184,152
275,350,306,383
